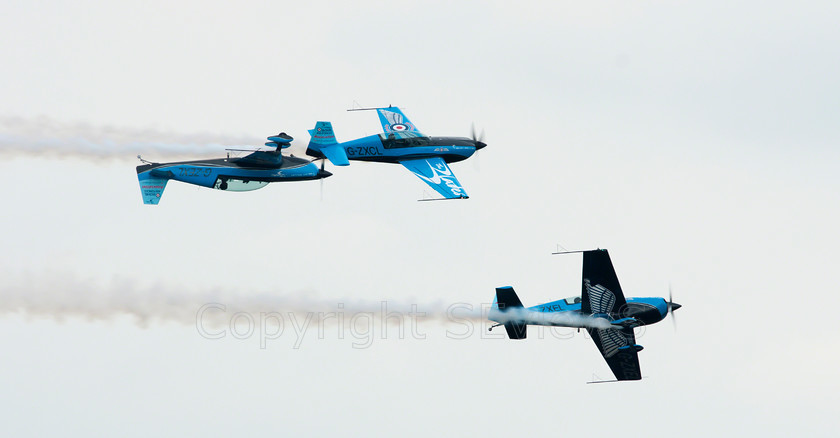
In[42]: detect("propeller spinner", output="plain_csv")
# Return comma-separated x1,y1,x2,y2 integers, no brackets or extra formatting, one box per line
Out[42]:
667,286,681,329
471,123,487,150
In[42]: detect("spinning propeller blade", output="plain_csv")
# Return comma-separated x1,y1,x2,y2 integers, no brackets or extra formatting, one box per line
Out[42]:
471,123,486,171
471,123,487,150
667,285,681,330
319,159,325,201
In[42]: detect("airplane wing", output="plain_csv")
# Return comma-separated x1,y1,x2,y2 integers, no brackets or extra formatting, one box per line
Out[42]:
581,249,641,380
399,157,468,199
377,107,425,136
586,327,642,381
581,249,627,315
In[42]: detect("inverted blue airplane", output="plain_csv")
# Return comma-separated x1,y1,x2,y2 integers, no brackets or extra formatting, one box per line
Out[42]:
305,106,486,200
136,133,331,205
489,249,681,382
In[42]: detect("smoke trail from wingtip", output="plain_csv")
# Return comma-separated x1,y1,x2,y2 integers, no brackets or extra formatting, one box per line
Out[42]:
0,115,262,161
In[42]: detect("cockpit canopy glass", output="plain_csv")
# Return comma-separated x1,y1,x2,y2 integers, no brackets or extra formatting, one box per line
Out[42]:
378,132,430,149
213,178,269,192
564,296,582,305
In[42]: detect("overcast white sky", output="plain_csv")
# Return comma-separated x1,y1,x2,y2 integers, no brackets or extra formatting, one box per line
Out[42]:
1,1,838,436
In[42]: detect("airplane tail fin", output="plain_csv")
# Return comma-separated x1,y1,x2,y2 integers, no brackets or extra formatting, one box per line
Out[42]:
137,166,169,205
307,121,349,166
494,286,527,340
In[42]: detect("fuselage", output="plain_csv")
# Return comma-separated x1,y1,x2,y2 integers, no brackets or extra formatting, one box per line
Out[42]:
137,153,330,191
491,296,671,328
307,134,481,164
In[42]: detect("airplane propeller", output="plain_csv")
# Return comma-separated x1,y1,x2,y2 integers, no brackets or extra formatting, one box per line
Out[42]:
471,123,486,170
666,285,681,330
319,159,326,201
471,123,487,150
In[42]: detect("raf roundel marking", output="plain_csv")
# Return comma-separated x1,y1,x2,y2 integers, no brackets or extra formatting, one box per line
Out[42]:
390,123,408,131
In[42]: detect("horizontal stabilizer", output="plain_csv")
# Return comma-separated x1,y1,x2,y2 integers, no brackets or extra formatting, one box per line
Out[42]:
267,133,293,144
320,144,349,166
266,133,293,149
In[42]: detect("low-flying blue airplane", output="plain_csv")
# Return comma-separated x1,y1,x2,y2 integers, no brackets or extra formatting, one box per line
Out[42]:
305,106,486,200
489,249,681,382
136,133,331,205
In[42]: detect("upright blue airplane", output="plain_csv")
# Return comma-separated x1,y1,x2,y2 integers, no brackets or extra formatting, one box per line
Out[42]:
305,106,486,200
136,133,331,205
489,249,681,381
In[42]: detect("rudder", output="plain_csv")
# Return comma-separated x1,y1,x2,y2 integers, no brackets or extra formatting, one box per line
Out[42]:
307,121,349,166
495,286,527,340
308,121,337,146
137,171,168,205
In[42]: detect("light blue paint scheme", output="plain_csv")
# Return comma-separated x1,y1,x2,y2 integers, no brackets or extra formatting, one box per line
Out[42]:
267,135,292,144
308,122,338,145
492,251,680,381
636,296,670,319
305,107,485,199
307,121,349,165
490,296,672,327
136,151,328,205
309,131,478,165
399,157,468,199
376,107,422,134
320,145,350,166
138,175,168,205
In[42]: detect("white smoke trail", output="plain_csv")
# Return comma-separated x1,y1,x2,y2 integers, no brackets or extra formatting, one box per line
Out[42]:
0,273,615,331
488,307,615,330
0,115,296,161
0,273,474,327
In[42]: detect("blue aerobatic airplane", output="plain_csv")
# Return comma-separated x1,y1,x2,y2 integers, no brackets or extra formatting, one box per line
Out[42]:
136,133,331,205
489,249,681,382
305,106,486,200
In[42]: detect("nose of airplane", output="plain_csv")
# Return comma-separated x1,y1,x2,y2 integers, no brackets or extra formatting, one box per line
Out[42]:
670,302,682,311
318,169,332,178
475,140,487,150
